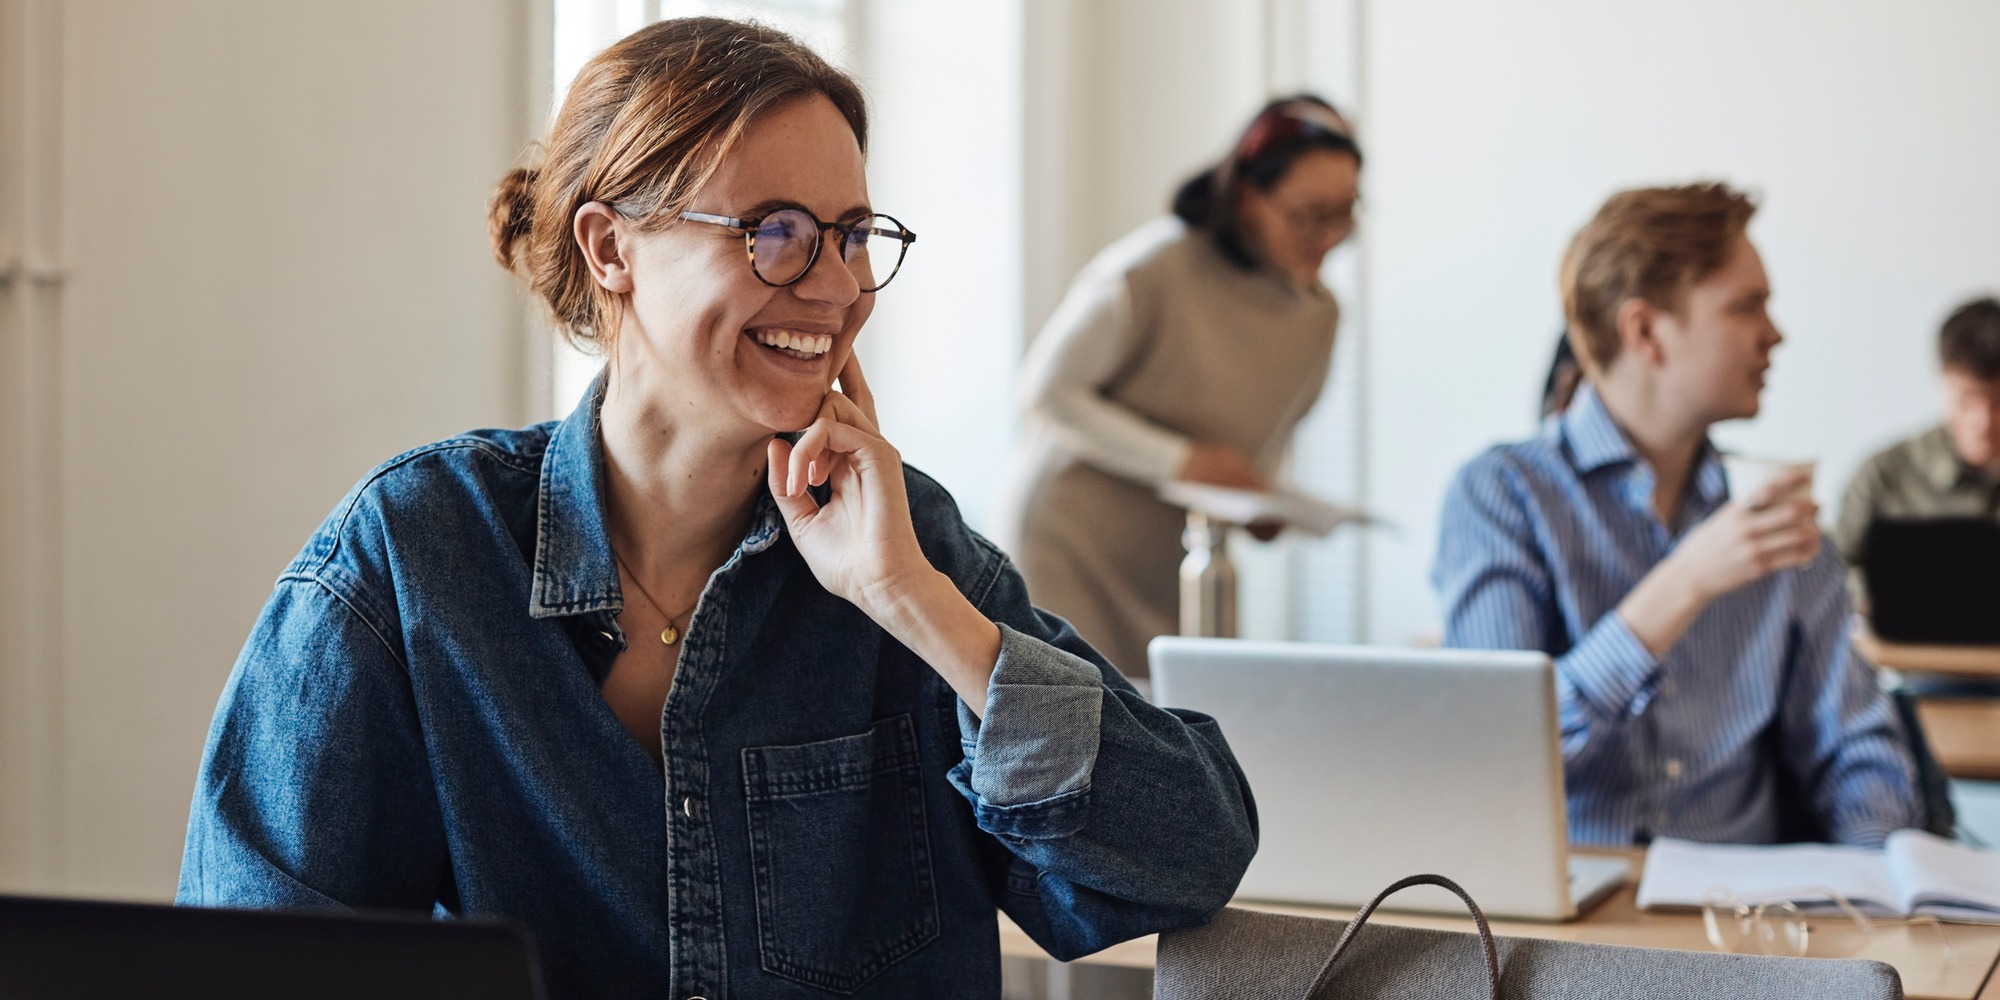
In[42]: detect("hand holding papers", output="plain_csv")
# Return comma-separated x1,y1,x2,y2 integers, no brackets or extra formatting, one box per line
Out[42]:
1638,831,2000,924
1158,481,1385,537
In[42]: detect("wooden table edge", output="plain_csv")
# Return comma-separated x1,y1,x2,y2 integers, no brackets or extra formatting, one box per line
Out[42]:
1854,628,2000,680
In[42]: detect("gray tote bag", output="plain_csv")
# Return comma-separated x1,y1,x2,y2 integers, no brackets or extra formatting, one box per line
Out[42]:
1155,874,1904,1000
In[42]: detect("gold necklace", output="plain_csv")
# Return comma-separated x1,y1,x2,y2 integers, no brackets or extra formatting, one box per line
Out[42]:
612,550,697,646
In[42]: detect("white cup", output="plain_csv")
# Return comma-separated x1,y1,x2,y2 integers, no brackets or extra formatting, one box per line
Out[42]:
1722,454,1816,510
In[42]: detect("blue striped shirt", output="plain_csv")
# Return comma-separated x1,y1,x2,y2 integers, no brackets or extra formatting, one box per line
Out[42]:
1432,384,1919,846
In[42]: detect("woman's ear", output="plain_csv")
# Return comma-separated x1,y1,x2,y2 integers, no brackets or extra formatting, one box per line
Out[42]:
1614,297,1666,367
573,202,634,294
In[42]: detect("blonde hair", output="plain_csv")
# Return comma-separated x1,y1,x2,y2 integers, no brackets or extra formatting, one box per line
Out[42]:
488,17,867,353
1560,182,1757,376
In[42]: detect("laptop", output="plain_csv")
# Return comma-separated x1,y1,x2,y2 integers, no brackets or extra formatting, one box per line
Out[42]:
0,895,545,1000
1150,637,1625,922
1861,518,2000,645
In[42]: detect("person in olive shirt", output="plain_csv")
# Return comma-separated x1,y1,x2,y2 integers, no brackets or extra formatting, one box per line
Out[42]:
1836,296,2000,602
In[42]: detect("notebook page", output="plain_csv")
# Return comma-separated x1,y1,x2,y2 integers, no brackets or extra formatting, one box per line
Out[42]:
1886,829,2000,923
1637,838,1901,915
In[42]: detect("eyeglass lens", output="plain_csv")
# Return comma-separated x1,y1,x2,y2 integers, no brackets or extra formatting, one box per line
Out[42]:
1285,202,1355,236
1703,898,1809,956
750,209,908,292
1702,892,1880,958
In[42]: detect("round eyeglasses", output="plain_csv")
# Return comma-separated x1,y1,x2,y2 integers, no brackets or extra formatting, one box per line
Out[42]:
1702,886,1952,961
678,207,916,293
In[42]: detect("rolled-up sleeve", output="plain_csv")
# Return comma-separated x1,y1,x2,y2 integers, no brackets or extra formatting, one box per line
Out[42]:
949,625,1103,835
941,539,1257,961
1559,612,1662,722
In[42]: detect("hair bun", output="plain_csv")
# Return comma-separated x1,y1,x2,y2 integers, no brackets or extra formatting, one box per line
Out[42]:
489,165,540,270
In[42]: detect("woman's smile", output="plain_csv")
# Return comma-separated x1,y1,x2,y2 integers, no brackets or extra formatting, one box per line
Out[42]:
748,324,835,359
743,321,842,382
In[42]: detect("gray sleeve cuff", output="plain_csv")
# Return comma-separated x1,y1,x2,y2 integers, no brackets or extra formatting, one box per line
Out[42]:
955,624,1106,808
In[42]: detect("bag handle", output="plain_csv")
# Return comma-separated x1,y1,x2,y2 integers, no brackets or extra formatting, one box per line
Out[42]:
1299,873,1501,1000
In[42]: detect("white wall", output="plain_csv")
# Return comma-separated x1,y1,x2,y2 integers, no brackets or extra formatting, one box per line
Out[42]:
1359,0,2000,644
0,0,546,900
850,0,1024,532
1022,0,1270,341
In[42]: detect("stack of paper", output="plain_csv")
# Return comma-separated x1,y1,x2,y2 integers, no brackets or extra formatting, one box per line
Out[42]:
1157,481,1384,537
1637,831,2000,923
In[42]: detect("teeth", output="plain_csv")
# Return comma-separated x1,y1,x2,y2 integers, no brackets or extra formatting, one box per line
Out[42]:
751,329,832,356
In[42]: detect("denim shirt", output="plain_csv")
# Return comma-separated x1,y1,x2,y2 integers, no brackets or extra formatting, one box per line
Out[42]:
177,380,1258,1000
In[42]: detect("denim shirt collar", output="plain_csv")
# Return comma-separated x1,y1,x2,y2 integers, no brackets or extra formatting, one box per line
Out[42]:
528,371,787,621
1561,381,1727,524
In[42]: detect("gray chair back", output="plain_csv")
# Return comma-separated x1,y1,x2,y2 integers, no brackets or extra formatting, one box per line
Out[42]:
1156,906,1904,1000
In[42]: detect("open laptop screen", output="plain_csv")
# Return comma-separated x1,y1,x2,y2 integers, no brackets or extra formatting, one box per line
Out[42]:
1862,518,2000,645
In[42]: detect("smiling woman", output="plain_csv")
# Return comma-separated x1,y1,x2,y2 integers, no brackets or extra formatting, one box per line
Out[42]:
175,17,1256,1000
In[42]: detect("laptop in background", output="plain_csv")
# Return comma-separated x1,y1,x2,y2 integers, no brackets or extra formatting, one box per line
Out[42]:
0,895,544,1000
1150,637,1624,922
1862,518,2000,645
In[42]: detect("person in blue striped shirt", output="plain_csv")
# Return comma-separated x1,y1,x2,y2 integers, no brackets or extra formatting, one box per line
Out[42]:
1433,183,1921,847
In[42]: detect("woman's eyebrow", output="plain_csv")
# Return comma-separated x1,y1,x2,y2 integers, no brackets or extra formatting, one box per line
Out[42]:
731,198,801,219
731,198,874,221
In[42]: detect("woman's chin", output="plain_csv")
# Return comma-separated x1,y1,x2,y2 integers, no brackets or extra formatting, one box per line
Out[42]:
749,397,830,436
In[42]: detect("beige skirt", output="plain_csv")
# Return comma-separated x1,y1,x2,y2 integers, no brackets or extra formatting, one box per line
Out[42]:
1010,461,1186,679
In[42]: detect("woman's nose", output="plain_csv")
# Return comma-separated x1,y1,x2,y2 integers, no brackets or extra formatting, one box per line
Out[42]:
792,232,862,305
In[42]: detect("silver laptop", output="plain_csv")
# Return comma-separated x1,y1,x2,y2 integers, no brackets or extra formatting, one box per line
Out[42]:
1150,637,1625,922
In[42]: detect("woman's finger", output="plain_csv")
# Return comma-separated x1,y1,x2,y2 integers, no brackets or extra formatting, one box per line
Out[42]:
821,386,872,427
788,417,835,497
787,408,894,495
834,350,880,431
767,438,821,523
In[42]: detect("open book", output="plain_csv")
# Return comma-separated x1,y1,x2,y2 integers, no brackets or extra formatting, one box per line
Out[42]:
1637,831,2000,924
1157,481,1385,538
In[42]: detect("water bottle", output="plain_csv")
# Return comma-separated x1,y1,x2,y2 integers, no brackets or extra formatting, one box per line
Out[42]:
1179,510,1237,638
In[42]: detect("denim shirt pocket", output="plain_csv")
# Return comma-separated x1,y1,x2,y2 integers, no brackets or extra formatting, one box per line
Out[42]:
741,714,941,993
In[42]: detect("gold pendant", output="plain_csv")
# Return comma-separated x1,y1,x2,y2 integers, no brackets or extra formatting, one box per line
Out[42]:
660,623,680,646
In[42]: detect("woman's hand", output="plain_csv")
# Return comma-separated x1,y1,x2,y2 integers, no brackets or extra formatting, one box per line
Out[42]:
768,353,1002,712
1178,442,1270,491
767,354,928,613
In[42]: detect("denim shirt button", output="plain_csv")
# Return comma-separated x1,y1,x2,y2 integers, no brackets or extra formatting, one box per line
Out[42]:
596,630,616,644
681,795,700,820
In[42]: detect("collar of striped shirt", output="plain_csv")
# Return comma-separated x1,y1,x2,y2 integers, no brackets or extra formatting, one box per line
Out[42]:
1558,383,1729,530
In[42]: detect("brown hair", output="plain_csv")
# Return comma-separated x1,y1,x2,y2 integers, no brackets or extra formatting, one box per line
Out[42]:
1559,182,1757,376
1941,297,2000,381
1170,94,1361,269
489,17,868,353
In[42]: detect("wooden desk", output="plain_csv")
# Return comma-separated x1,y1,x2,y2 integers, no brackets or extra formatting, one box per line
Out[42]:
1917,698,2000,781
998,852,2000,1000
1855,630,2000,681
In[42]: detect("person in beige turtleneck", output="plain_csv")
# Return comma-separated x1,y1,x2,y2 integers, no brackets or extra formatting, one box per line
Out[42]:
995,96,1362,679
